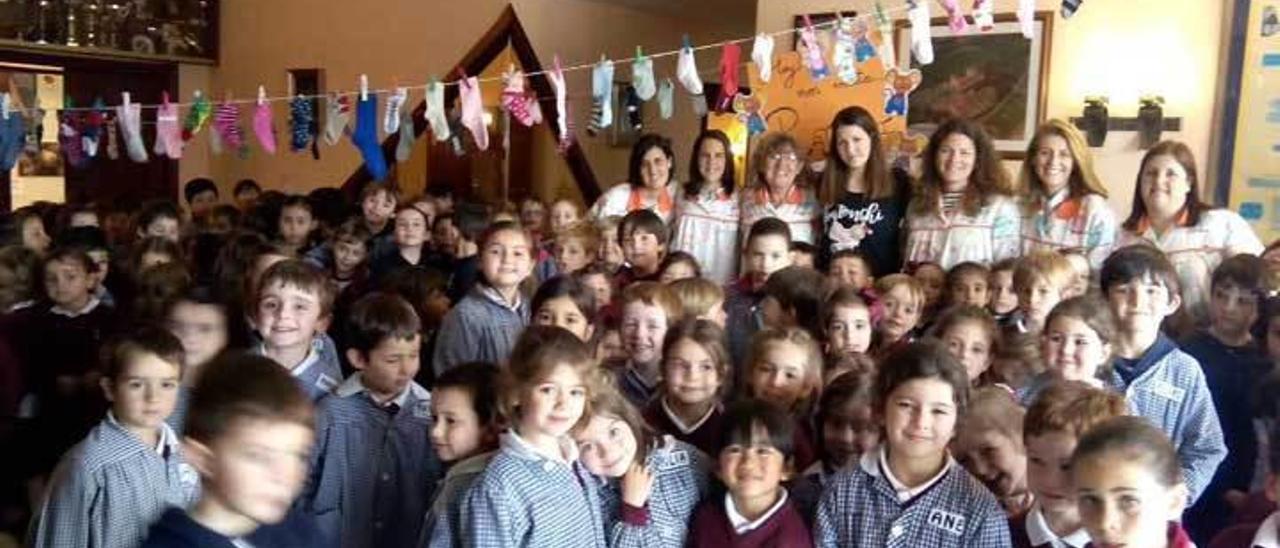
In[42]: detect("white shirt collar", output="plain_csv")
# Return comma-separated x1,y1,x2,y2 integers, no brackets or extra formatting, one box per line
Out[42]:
107,410,177,456
259,337,323,377
479,284,523,312
51,296,101,317
862,445,953,503
501,429,579,465
1025,504,1091,548
1253,511,1280,548
659,397,716,434
724,489,788,534
334,372,427,409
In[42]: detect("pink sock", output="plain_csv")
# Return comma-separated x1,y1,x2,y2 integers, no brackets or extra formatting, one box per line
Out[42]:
548,57,572,152
459,77,488,151
716,43,741,112
253,101,277,154
942,0,969,33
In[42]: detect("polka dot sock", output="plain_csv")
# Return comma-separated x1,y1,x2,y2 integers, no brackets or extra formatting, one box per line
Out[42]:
289,95,314,153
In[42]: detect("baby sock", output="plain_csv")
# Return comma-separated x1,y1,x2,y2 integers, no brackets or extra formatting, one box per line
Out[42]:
289,95,314,153
395,109,416,162
874,2,897,69
908,0,935,65
323,93,351,146
81,105,103,158
384,87,406,136
253,100,277,154
973,0,995,31
104,116,119,160
752,33,775,83
212,101,247,158
632,54,655,101
182,92,211,142
23,107,43,155
0,111,25,171
116,94,147,162
424,81,450,142
941,0,969,33
799,15,830,81
352,91,388,180
1061,0,1083,19
716,43,741,112
501,70,542,127
59,113,86,168
676,44,703,95
658,78,674,120
589,58,614,135
154,92,182,158
459,77,489,151
549,57,571,150
1018,0,1036,37
832,17,859,85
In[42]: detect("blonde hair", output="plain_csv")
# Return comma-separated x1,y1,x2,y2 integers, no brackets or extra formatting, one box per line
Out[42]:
746,327,824,414
1012,252,1076,295
1020,119,1109,216
667,277,725,322
596,216,622,245
501,325,598,430
1024,380,1128,439
555,221,601,255
875,273,925,310
961,387,1026,449
620,281,683,327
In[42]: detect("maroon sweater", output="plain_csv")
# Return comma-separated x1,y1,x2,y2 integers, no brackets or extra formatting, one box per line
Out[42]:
687,497,813,548
642,399,723,457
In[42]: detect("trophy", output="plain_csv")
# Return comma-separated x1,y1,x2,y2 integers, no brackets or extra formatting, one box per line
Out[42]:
65,0,81,47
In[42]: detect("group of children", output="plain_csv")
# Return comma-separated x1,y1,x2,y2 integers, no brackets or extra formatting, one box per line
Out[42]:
0,121,1278,548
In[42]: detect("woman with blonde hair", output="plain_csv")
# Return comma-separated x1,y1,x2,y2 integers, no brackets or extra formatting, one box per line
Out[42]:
739,132,822,245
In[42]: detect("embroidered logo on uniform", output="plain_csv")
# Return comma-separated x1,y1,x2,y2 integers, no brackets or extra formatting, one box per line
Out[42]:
659,450,689,472
316,373,338,392
1149,380,1185,403
926,509,965,536
413,399,431,419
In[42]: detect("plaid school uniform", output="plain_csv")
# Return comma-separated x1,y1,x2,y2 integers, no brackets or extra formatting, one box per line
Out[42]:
460,431,608,548
302,374,440,548
597,436,711,547
253,336,343,401
419,451,495,548
432,285,530,377
28,413,200,548
1106,334,1227,504
814,447,1012,547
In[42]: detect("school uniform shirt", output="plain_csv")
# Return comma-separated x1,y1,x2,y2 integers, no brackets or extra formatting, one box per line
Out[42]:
303,373,440,548
610,360,659,409
431,284,529,377
590,182,678,224
671,185,741,284
1117,209,1265,326
642,398,723,458
28,412,200,548
596,436,711,547
1014,373,1105,407
420,451,495,548
1106,334,1227,505
686,488,814,548
1009,503,1090,548
1021,190,1118,272
789,461,844,526
903,193,1022,270
821,170,911,276
739,185,822,245
723,277,763,370
166,385,190,434
813,446,1012,547
252,337,343,401
459,431,608,548
138,506,327,548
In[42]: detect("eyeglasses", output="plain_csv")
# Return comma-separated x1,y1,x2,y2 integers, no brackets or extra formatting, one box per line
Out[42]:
767,152,799,163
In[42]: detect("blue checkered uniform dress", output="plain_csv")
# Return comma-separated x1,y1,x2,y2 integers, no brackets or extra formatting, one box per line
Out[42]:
597,437,711,547
252,336,343,401
418,451,494,548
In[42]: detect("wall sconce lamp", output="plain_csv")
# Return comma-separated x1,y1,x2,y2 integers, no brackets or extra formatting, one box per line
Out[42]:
1081,96,1109,147
1071,96,1181,149
1137,95,1165,148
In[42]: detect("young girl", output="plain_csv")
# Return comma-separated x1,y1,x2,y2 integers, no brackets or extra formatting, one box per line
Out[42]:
671,130,741,284
904,119,1022,270
946,262,991,309
10,206,51,255
422,362,501,548
372,205,431,281
658,251,701,283
615,281,682,406
432,221,535,376
687,400,814,547
1017,295,1117,405
548,198,583,235
1019,119,1118,271
953,387,1033,518
814,341,1010,545
739,132,822,245
989,258,1020,324
912,262,946,320
744,327,823,470
644,319,730,456
1070,416,1194,548
931,305,1000,385
872,274,924,359
791,370,879,522
823,286,875,359
577,263,616,317
276,195,319,256
458,326,607,547
667,277,727,327
575,388,711,547
531,275,596,342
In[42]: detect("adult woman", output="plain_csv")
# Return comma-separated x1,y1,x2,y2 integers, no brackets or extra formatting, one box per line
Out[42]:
589,133,678,224
670,130,740,283
819,106,910,277
739,132,821,245
903,118,1021,270
1019,119,1117,272
1118,140,1264,326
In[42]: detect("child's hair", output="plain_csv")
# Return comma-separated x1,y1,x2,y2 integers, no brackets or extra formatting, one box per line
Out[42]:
359,181,397,205
874,273,925,308
830,249,872,273
434,361,501,428
962,387,1025,447
130,236,183,272
555,221,601,256
378,266,449,327
233,178,262,197
992,330,1043,387
1043,295,1119,375
454,202,491,243
1024,380,1129,439
184,352,316,445
763,266,828,335
209,205,241,227
103,325,185,380
500,325,597,427
815,369,877,454
929,305,999,348
746,327,824,410
1069,415,1183,488
57,225,109,256
166,284,247,350
990,258,1017,276
43,246,98,276
745,217,792,247
661,319,732,395
133,262,193,323
718,399,796,457
620,281,682,326
1099,244,1181,295
618,209,669,244
1211,253,1266,295
946,262,990,294
789,241,817,259
667,277,725,321
875,341,970,418
333,218,373,247
588,386,656,464
0,244,41,308
256,259,335,317
345,292,422,354
137,200,181,231
595,216,622,246
531,276,596,321
659,251,701,278
1013,251,1076,294
184,177,219,204
478,219,529,250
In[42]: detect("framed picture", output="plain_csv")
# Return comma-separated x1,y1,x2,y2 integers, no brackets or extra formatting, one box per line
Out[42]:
895,11,1053,159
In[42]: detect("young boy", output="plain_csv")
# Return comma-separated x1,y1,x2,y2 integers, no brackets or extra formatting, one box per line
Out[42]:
789,241,817,269
302,292,440,548
329,219,372,293
139,352,324,547
828,250,873,291
137,200,182,243
251,259,342,400
1013,251,1075,333
1099,244,1227,506
58,225,117,307
615,281,683,406
29,327,199,548
1181,254,1273,543
164,285,231,432
553,220,600,276
760,266,828,337
184,178,220,224
615,209,668,288
726,218,793,368
232,178,262,212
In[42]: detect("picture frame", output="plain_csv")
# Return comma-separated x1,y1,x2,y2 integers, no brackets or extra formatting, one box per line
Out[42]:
894,11,1053,159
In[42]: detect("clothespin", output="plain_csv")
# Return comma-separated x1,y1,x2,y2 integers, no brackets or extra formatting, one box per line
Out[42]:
1,93,10,120
874,1,890,26
359,74,368,101
257,85,266,106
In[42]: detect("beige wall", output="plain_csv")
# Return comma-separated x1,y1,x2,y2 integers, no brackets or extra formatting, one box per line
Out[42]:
756,0,1228,218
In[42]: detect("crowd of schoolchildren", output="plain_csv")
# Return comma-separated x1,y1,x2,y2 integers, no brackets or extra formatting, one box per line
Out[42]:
2,105,1280,548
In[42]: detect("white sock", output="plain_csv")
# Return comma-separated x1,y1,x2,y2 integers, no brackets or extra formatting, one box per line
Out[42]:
384,87,407,136
832,17,858,84
1018,0,1036,38
658,78,674,120
909,0,934,65
549,57,570,147
974,0,995,31
632,56,655,101
677,46,703,95
116,98,147,162
592,58,614,130
395,109,415,162
752,33,775,83
424,82,450,142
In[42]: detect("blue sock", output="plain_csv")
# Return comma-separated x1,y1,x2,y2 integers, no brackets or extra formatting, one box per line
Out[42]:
352,92,388,181
0,113,25,171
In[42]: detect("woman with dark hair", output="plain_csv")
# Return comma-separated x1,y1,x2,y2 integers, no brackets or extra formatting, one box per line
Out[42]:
670,130,741,283
589,133,678,224
740,132,822,245
1117,140,1263,326
1019,119,1117,272
819,106,911,277
903,118,1021,269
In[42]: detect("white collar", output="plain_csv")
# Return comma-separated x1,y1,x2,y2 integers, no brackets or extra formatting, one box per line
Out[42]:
501,429,579,465
107,410,177,456
1025,504,1091,548
724,489,788,534
1045,187,1070,211
51,296,101,317
660,397,716,434
260,337,323,377
479,284,523,312
334,372,427,409
862,445,953,503
1253,512,1280,548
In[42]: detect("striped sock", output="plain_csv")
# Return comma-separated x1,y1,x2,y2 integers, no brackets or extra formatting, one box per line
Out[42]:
1061,0,1083,18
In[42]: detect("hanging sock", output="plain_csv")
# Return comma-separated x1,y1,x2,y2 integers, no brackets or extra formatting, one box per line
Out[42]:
395,109,416,162
676,42,703,95
253,100,277,154
424,81,450,142
548,56,572,151
59,112,87,168
0,109,25,172
458,77,489,151
501,69,542,127
104,116,119,160
1061,0,1083,19
1018,0,1036,37
716,43,741,112
116,93,148,163
752,33,775,83
657,78,674,120
832,16,859,85
289,95,314,153
941,0,969,33
632,52,655,101
182,92,212,142
212,100,248,158
874,2,897,69
623,85,642,131
799,15,830,81
908,0,935,65
973,0,995,31
154,92,182,158
352,91,388,181
588,58,614,136
207,117,224,155
81,102,105,159
323,93,351,146
24,107,44,155
384,87,407,136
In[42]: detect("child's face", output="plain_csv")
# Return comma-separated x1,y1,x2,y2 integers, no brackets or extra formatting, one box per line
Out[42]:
954,427,1027,500
430,386,487,463
622,229,664,275
941,320,993,382
879,284,922,342
554,237,592,275
1063,254,1091,298
518,364,588,439
914,265,945,309
361,191,396,227
575,414,639,478
548,201,580,234
349,334,422,401
789,250,815,269
278,206,314,247
1042,315,1111,383
433,219,459,254
659,261,697,283
621,302,669,365
333,239,368,275
140,251,175,270
1017,276,1063,330
1073,452,1187,548
597,233,625,269
1208,284,1260,339
235,188,261,210
989,269,1018,315
167,301,229,369
663,337,723,407
87,249,110,288
718,424,791,506
413,200,438,229
1026,431,1079,520
534,295,594,342
144,217,181,243
830,257,871,290
255,282,327,350
480,229,533,291
520,201,546,232
881,378,958,462
822,398,879,469
44,258,94,309
22,217,51,253
949,273,989,308
749,341,812,410
394,209,428,248
580,273,612,312
827,304,872,357
745,235,791,284
1105,276,1180,333
104,352,181,432
190,190,219,218
595,329,626,363
758,296,791,331
194,419,314,527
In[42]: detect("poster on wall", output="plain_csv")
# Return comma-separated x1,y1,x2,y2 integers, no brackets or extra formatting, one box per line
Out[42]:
1228,2,1280,244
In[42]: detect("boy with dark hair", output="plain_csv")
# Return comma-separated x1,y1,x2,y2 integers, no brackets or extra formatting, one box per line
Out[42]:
250,259,342,400
615,209,669,288
58,225,117,308
183,178,219,222
137,201,182,243
302,292,440,548
789,241,817,269
232,178,262,212
726,217,793,368
761,265,828,337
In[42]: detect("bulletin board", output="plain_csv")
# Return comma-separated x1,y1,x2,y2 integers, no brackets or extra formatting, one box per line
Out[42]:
1228,1,1280,244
